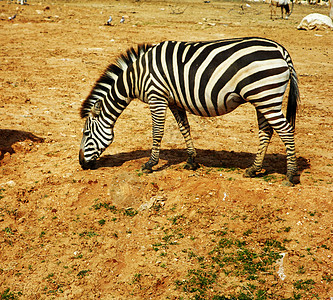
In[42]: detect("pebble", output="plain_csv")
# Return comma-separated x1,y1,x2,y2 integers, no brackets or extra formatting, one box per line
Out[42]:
6,180,16,187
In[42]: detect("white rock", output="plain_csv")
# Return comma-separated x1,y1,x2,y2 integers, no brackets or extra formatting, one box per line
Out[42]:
6,181,16,187
297,13,333,30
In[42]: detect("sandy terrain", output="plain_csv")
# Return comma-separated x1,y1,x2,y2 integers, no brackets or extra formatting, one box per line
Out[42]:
0,0,332,298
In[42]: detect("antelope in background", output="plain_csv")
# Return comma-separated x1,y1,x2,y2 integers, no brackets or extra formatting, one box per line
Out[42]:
270,0,294,19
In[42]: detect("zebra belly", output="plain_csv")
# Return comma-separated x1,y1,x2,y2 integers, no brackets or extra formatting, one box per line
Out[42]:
172,92,245,117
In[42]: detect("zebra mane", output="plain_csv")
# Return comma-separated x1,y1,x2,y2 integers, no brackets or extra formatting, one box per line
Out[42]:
80,43,152,118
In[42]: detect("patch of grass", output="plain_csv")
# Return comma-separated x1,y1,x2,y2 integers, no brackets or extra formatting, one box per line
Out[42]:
294,279,315,292
322,274,332,283
0,288,22,299
77,269,90,278
98,219,106,226
175,233,290,299
78,231,98,238
3,227,14,235
0,188,5,200
284,226,291,232
132,273,142,284
243,229,253,236
152,227,185,251
216,166,240,173
92,202,138,217
176,268,217,297
123,207,138,217
168,214,184,225
92,202,117,212
262,174,278,183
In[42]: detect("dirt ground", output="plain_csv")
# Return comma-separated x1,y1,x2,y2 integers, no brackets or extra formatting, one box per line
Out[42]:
0,0,332,298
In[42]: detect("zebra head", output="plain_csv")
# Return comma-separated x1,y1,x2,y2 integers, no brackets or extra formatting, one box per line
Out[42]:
79,100,114,169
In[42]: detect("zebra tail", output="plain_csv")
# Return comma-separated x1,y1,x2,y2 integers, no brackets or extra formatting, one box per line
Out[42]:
286,65,300,129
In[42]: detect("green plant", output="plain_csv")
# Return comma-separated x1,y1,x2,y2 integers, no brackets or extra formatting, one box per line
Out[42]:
294,279,315,292
0,188,5,200
175,234,289,299
284,226,291,232
322,274,332,283
92,202,117,212
123,208,138,217
77,270,90,278
3,227,13,235
78,231,98,238
0,288,22,299
98,219,106,226
132,273,142,283
243,229,253,236
168,214,184,225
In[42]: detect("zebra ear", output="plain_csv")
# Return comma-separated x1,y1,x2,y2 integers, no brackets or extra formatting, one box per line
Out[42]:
90,100,102,117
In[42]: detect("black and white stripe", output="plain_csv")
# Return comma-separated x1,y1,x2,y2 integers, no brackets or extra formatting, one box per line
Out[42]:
79,37,300,185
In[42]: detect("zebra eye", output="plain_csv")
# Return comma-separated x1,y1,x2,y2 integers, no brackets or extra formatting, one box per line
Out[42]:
84,130,90,137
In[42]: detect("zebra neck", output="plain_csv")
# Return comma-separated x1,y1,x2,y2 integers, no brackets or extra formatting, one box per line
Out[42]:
101,94,129,128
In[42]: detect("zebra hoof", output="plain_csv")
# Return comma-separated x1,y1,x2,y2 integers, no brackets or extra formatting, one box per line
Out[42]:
141,163,153,173
282,173,296,186
243,168,257,178
281,179,294,187
184,162,199,170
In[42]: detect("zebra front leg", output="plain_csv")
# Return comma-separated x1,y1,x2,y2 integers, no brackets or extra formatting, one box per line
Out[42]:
244,111,273,178
169,106,199,170
141,100,168,173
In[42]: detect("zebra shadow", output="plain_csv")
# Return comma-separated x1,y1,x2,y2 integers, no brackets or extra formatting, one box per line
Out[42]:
0,129,45,160
98,148,310,177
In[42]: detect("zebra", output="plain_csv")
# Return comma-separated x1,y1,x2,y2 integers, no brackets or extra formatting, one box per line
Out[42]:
79,37,300,185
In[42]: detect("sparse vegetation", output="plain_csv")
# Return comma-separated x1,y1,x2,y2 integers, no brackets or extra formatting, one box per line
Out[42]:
0,0,331,298
77,270,90,278
0,188,5,200
0,289,22,300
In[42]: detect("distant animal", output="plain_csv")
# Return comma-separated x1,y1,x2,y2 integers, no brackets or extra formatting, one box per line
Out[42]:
106,16,112,25
8,14,16,20
269,0,293,19
120,16,125,23
8,0,26,4
79,37,300,186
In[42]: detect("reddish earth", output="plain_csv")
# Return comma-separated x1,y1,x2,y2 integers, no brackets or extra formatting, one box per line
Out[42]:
0,0,332,298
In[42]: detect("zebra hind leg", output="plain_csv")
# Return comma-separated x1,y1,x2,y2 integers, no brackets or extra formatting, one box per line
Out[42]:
244,110,273,178
256,110,297,186
169,106,199,170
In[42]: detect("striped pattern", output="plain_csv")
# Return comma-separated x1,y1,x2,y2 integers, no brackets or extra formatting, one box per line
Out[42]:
79,37,300,184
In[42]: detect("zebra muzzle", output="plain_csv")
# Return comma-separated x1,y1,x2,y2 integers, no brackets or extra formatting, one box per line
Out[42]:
79,149,96,170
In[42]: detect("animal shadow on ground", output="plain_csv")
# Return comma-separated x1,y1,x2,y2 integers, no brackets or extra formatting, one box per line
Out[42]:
98,148,310,182
0,129,45,160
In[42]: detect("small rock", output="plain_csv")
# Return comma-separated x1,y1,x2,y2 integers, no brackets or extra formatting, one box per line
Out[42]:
6,180,16,187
